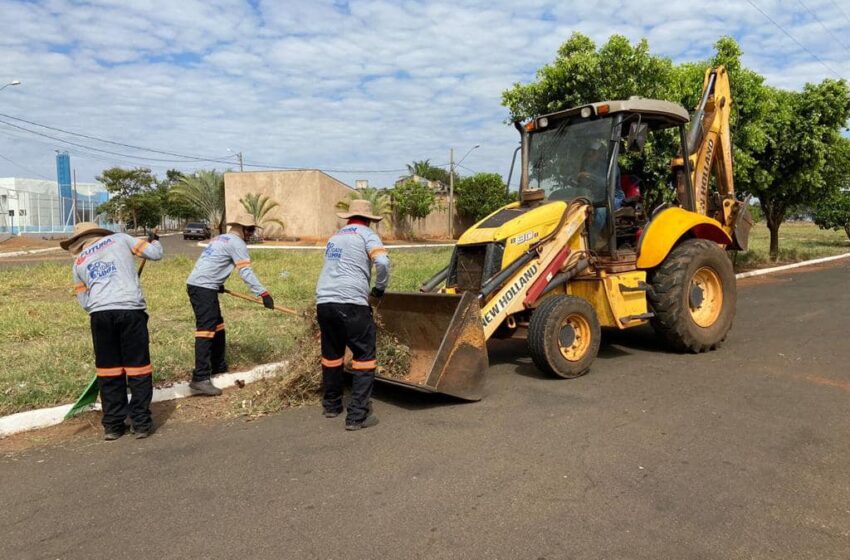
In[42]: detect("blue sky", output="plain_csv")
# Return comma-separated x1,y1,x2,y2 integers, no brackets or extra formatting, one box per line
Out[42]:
0,0,849,187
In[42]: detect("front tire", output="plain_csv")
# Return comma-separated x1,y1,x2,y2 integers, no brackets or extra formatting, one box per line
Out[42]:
648,238,736,352
528,295,601,378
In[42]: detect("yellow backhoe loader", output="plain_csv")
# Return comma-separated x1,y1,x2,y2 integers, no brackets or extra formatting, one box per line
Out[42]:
378,66,752,400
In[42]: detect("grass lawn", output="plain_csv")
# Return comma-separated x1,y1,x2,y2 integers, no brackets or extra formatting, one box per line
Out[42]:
1,221,848,416
0,248,452,415
734,222,850,270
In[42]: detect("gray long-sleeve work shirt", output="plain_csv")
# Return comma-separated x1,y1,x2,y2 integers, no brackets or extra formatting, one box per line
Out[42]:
72,233,163,314
316,223,390,306
186,233,268,296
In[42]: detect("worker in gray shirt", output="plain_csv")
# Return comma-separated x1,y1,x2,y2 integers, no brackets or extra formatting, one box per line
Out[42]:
62,222,163,440
186,214,274,396
316,199,390,430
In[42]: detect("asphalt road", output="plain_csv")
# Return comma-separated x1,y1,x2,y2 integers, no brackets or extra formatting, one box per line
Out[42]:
0,233,202,270
2,263,849,559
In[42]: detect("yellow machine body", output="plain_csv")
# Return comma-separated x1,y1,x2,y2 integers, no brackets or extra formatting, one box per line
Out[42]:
375,66,744,399
636,207,732,269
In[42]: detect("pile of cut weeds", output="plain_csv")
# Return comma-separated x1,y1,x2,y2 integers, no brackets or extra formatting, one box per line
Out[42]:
232,309,411,417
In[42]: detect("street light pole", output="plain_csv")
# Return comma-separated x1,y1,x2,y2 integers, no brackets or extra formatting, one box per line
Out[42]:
0,80,21,92
448,144,480,239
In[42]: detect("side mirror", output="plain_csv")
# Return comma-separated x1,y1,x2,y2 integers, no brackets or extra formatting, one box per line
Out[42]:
626,121,649,153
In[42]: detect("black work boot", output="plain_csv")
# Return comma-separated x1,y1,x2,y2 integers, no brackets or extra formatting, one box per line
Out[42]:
189,379,223,396
345,415,379,431
104,426,126,441
323,409,342,418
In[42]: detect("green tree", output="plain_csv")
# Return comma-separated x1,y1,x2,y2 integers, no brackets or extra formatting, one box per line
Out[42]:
336,186,394,229
392,179,437,222
455,172,511,222
750,81,850,257
240,193,285,237
814,189,850,241
170,170,226,233
95,167,157,231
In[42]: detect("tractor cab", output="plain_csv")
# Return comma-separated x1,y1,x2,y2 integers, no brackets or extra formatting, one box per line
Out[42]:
521,99,690,254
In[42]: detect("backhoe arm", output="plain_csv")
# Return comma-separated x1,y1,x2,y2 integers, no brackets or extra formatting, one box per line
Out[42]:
672,66,751,250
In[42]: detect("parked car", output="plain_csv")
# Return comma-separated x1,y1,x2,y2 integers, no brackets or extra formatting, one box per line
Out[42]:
183,222,211,240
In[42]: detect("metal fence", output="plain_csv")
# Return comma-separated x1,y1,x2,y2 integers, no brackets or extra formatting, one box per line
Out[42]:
0,189,116,234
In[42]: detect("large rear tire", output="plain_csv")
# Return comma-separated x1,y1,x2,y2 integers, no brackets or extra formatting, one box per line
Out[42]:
528,295,601,378
648,238,736,352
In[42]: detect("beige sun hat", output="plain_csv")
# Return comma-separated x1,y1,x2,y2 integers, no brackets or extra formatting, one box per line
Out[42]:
226,214,261,228
336,199,383,222
59,222,114,252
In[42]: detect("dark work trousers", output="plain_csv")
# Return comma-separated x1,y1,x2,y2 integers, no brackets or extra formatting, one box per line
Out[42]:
90,309,154,432
187,285,227,382
316,303,377,424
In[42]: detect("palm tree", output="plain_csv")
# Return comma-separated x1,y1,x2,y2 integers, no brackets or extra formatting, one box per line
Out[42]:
336,186,393,228
170,170,225,232
405,159,450,185
406,159,433,177
240,193,285,238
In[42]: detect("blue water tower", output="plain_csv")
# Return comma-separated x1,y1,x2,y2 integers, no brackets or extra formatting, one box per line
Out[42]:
55,151,72,226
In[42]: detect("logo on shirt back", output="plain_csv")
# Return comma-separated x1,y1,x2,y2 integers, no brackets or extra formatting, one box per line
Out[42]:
325,242,343,260
75,237,115,265
86,260,117,281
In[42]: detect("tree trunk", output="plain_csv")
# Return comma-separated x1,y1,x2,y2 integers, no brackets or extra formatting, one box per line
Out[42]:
768,222,781,260
761,197,785,261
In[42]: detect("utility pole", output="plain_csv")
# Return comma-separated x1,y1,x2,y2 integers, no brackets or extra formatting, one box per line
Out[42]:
448,147,454,239
238,152,244,172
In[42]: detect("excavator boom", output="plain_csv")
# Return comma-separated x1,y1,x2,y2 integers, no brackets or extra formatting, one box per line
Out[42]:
672,66,752,250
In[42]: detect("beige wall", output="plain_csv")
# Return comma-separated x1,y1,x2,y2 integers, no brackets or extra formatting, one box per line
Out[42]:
224,170,354,239
224,172,469,240
392,194,469,240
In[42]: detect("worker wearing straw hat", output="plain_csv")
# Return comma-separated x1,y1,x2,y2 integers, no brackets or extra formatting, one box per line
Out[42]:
186,214,274,396
315,199,390,431
62,222,163,440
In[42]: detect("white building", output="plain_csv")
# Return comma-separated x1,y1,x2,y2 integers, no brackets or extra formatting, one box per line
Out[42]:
0,177,110,234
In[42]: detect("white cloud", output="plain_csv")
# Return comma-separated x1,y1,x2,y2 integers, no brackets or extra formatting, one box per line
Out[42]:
1,0,849,187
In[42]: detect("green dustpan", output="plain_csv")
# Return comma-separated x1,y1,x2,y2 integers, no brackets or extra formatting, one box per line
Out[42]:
65,376,99,419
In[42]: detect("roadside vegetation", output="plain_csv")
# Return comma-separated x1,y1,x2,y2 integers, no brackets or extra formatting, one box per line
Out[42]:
0,247,452,415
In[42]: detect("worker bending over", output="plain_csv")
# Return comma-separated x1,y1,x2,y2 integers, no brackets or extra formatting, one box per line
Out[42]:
315,199,390,431
62,222,163,440
186,214,274,396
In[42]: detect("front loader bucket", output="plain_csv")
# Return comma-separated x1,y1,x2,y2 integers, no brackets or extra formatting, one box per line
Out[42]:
375,291,488,401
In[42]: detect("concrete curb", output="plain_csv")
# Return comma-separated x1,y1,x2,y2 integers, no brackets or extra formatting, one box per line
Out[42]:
0,246,63,258
734,252,850,279
0,362,286,439
196,242,455,250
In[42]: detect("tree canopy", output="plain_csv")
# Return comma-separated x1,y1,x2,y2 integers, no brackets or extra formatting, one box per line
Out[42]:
455,172,512,222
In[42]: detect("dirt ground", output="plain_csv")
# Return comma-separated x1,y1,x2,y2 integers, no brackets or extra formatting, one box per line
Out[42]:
0,235,65,253
0,390,245,454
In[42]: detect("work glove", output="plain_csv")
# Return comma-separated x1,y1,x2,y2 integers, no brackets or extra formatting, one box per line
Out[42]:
370,287,385,299
261,292,275,310
218,285,226,293
147,231,159,242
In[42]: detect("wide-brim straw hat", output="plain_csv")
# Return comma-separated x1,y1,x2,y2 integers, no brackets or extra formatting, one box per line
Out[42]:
60,222,113,251
226,214,261,229
336,199,383,222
